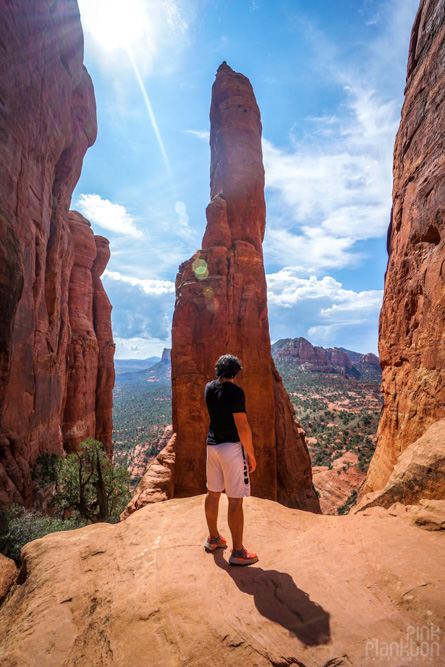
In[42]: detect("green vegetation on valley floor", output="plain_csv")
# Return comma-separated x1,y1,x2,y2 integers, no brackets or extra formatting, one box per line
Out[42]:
112,351,382,488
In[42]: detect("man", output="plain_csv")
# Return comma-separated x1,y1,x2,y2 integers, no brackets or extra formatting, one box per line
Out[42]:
204,354,258,565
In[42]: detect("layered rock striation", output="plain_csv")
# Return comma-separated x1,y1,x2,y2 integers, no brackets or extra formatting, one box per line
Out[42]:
171,63,319,511
365,0,445,493
0,1,114,505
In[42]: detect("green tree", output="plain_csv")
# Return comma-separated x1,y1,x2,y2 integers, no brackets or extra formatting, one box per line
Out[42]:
32,439,130,524
53,438,130,523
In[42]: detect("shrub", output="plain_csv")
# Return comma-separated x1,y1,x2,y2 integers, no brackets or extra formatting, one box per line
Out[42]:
1,505,79,564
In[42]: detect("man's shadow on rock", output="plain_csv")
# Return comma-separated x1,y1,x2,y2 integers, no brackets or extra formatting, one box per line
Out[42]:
212,549,330,646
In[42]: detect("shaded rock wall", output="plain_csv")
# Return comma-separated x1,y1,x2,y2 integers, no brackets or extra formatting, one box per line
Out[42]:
365,0,445,492
0,1,114,505
171,63,319,511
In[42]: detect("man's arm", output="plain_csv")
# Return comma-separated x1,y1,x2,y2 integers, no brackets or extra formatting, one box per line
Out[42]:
233,412,256,473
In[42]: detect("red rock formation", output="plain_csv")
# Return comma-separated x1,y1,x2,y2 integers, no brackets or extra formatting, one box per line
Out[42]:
127,424,173,481
365,0,445,493
63,213,115,456
312,452,366,514
357,352,380,366
63,212,99,453
92,235,115,456
0,554,17,608
0,1,114,506
120,433,176,520
171,63,319,512
273,337,353,376
161,348,171,362
358,419,445,511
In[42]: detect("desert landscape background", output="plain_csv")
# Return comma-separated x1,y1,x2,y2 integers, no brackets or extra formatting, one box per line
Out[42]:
0,0,444,665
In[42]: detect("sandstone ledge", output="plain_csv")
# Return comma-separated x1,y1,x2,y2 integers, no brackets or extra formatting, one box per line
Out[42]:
0,495,444,665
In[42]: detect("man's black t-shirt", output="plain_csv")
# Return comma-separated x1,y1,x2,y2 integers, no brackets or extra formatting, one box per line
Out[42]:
205,379,246,445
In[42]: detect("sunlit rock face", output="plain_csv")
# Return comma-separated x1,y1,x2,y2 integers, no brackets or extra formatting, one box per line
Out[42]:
171,63,320,511
0,1,114,506
365,0,445,493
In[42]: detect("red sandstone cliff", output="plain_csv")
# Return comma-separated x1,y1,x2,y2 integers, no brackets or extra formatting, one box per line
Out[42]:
364,0,445,493
0,1,114,506
272,337,354,377
171,63,319,512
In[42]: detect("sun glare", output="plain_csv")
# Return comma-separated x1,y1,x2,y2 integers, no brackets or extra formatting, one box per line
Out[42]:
79,0,147,52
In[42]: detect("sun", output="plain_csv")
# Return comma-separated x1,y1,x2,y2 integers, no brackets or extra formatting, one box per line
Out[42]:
78,0,147,52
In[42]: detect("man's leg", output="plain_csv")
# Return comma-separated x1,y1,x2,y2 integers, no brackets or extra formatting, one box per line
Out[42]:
205,490,222,538
228,497,243,551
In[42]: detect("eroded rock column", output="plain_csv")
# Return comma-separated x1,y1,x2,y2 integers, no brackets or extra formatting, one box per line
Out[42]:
172,63,319,512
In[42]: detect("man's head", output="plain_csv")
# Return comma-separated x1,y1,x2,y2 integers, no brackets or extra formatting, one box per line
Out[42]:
215,354,243,380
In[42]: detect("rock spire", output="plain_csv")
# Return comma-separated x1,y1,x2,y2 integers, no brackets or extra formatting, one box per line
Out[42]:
171,63,320,511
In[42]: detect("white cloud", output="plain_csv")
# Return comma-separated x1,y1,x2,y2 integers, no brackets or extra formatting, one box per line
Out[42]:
184,129,210,141
114,336,169,359
104,270,174,295
266,267,383,353
174,201,195,239
76,194,143,238
102,270,175,340
263,83,397,273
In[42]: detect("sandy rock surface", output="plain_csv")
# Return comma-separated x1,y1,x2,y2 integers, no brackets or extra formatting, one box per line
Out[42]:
0,554,17,606
0,495,444,666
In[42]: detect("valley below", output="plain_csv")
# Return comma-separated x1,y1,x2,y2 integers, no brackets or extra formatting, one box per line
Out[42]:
113,339,383,514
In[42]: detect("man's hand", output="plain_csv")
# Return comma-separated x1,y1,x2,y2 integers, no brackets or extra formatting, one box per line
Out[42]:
233,412,256,474
247,453,256,473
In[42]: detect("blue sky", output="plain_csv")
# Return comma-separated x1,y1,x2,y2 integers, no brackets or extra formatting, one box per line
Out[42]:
73,0,419,358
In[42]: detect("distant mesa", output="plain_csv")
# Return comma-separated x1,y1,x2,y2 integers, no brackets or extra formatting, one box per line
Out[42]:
271,337,381,382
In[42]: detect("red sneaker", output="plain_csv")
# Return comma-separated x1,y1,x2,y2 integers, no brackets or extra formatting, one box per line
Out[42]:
229,547,258,565
204,534,227,551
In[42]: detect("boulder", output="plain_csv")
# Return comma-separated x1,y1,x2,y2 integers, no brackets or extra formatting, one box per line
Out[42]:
356,418,445,511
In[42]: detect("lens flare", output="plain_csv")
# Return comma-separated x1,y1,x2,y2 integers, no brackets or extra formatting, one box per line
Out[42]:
192,258,209,281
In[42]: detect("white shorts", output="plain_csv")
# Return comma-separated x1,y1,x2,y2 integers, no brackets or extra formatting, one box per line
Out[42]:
206,441,251,498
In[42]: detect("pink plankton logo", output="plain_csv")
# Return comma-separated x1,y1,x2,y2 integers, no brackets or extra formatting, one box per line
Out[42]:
365,623,441,662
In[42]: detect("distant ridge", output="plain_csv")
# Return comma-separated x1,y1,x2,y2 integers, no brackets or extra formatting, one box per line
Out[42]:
115,357,161,374
272,337,381,382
